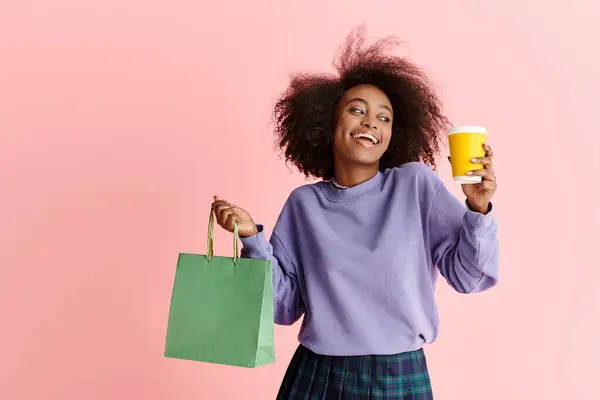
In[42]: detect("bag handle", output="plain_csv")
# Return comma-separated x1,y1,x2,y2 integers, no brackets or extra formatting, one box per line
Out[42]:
206,209,239,264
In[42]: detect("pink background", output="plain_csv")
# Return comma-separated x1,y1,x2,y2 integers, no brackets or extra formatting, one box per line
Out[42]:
1,1,599,399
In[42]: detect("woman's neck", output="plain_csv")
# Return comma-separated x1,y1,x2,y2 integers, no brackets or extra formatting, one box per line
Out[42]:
333,165,380,188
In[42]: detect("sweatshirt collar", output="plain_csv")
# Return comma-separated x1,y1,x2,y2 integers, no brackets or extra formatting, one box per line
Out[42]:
320,171,385,202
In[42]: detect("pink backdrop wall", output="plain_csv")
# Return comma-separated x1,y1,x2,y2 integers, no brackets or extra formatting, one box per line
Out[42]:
2,1,599,399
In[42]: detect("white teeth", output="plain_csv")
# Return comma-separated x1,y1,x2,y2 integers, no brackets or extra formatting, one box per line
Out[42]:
352,133,378,144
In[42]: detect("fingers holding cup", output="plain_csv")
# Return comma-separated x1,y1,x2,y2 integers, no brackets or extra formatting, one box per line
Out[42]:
469,156,494,174
469,145,496,182
466,167,493,179
470,156,492,167
467,160,497,188
483,143,494,158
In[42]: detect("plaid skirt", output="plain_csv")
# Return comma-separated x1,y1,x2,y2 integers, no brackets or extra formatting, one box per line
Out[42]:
276,345,433,399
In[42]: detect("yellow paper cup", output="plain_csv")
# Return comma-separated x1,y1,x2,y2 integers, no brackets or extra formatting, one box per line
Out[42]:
448,125,487,184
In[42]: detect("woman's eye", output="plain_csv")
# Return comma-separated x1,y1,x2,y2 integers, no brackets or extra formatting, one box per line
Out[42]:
378,116,391,122
350,108,364,115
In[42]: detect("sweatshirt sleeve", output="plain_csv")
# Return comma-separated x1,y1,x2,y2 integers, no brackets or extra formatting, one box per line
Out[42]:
239,225,305,325
427,182,499,294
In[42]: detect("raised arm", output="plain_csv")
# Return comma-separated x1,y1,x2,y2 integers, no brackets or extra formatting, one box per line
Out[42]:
428,183,499,293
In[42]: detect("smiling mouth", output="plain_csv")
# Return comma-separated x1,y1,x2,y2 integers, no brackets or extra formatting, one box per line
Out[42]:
351,132,379,145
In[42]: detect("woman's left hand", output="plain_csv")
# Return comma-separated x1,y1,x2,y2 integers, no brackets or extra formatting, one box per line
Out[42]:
459,143,497,214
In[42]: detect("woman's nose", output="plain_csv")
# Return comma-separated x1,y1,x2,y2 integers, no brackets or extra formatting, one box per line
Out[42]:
361,118,378,130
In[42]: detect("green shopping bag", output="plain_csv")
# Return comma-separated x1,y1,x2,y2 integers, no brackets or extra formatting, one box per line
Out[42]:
164,209,275,368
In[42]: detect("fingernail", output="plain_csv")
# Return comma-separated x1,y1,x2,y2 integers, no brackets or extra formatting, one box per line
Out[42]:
466,171,473,175
471,158,478,162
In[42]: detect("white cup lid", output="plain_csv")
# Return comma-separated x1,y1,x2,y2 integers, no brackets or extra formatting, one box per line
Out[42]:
448,125,487,135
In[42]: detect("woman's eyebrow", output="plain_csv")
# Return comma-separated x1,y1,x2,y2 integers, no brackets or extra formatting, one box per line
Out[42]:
347,98,392,113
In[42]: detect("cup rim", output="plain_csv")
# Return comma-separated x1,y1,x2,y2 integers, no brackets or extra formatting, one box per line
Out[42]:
454,175,483,184
448,125,487,136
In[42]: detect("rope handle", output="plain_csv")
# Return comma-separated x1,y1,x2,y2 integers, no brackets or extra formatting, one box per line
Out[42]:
206,209,238,264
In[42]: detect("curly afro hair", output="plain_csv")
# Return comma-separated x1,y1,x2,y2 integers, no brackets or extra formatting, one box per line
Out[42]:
273,28,451,181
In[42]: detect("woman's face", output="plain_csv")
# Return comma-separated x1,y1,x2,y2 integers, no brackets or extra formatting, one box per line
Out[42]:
332,84,393,170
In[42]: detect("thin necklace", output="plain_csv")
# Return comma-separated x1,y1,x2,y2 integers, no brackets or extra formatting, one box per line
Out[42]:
331,179,349,190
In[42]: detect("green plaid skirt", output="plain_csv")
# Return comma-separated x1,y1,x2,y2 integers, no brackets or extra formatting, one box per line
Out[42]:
277,345,433,399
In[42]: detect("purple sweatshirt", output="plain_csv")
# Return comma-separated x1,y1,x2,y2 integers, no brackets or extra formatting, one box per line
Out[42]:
240,162,499,356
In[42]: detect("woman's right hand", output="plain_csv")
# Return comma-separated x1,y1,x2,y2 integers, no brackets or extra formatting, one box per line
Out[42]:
211,196,259,238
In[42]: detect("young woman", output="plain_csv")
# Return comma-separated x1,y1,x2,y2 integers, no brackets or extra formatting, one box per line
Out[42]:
212,30,499,399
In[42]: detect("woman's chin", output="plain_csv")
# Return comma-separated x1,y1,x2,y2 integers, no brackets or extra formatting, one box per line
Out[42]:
345,154,383,168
